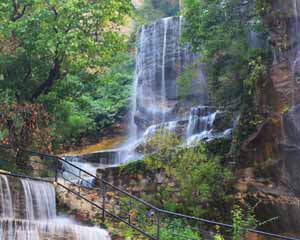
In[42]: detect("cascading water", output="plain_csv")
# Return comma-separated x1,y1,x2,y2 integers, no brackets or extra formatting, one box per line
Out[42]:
186,107,218,141
185,106,233,145
132,16,208,134
161,18,168,123
21,179,56,220
0,175,13,218
0,174,110,240
62,16,234,169
123,16,213,150
61,155,97,188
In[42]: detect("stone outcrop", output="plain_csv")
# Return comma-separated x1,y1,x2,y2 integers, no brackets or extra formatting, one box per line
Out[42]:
235,168,300,236
238,1,300,234
97,165,176,201
252,1,300,183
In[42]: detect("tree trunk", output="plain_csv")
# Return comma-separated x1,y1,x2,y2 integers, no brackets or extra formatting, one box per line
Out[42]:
30,58,60,101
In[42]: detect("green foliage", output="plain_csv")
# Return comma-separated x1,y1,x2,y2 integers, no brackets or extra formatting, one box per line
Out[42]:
205,138,232,157
231,205,258,240
158,219,201,240
0,0,133,99
214,234,225,240
144,132,234,218
151,0,180,17
120,160,147,175
213,205,262,240
183,0,269,106
163,200,177,212
38,54,134,143
134,0,179,25
124,228,135,238
183,0,272,161
134,0,163,25
283,105,290,113
244,53,268,96
177,62,200,101
144,130,181,172
0,0,133,148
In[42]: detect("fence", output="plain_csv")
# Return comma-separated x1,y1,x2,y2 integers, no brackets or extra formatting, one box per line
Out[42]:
0,144,299,240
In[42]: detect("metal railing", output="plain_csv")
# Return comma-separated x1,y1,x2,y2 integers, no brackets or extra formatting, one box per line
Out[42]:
0,144,299,240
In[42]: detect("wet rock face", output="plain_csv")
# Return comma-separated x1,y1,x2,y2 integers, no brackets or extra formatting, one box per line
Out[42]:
248,0,300,185
273,1,300,193
279,105,300,193
282,105,300,146
242,1,300,233
134,16,208,131
261,0,300,105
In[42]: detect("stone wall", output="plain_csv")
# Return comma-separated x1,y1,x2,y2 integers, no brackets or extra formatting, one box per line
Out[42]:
97,162,178,204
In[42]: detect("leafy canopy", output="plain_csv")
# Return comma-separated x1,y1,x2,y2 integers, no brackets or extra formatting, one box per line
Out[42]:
0,0,133,101
182,0,268,105
0,0,133,148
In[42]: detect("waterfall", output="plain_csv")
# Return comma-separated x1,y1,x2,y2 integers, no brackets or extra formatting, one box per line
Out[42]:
0,174,110,240
161,18,168,122
186,107,218,145
0,175,13,218
186,107,217,138
0,218,110,240
166,121,178,132
132,16,207,133
61,155,97,187
63,16,233,167
21,179,56,220
186,108,199,138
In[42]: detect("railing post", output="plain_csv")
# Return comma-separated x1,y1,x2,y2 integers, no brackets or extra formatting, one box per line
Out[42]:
102,181,106,222
156,210,160,240
54,159,59,182
128,198,132,225
55,164,58,182
78,169,81,195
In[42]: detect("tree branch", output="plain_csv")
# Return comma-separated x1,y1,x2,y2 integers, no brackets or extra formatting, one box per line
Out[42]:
30,57,61,101
29,3,62,101
10,2,31,22
12,0,18,12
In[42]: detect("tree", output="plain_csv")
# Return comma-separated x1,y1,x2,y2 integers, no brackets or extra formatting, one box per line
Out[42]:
0,0,133,148
182,0,267,105
0,0,133,102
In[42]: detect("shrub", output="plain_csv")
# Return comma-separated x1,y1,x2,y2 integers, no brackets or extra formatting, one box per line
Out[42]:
144,132,234,218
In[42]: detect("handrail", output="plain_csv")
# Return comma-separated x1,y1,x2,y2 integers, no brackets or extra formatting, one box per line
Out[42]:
57,182,156,240
0,170,53,183
0,144,299,240
0,144,161,211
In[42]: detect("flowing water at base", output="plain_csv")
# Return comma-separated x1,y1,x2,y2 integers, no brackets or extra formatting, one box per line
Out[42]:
0,218,109,240
0,174,110,240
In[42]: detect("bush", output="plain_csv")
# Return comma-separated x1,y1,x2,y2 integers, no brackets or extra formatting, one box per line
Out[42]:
37,53,134,146
157,219,201,240
144,132,234,218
